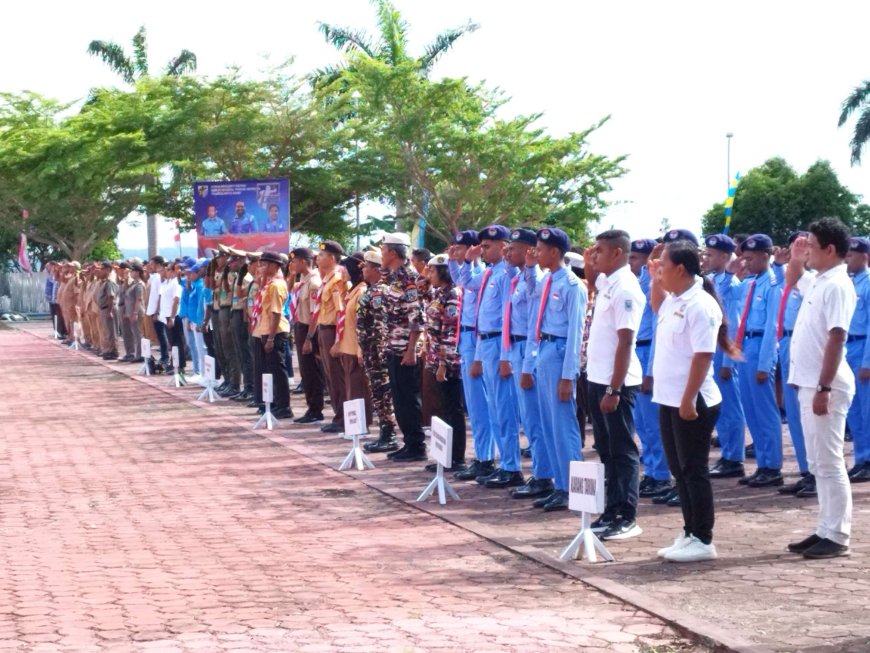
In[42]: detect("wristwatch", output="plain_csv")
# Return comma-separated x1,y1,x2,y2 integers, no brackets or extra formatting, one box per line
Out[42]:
306,334,316,341
816,384,832,393
605,385,620,396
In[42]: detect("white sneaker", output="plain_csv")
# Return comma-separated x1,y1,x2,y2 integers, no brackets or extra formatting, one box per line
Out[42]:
187,373,202,384
663,536,717,562
657,533,691,558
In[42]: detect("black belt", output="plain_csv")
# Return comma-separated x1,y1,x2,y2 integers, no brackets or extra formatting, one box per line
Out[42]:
781,329,793,338
478,331,502,341
509,335,527,343
460,326,475,332
539,333,566,342
848,334,867,343
743,330,765,339
636,339,652,347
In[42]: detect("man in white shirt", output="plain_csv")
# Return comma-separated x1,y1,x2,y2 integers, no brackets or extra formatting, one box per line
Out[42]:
785,217,856,559
147,256,169,364
585,229,647,541
158,262,182,371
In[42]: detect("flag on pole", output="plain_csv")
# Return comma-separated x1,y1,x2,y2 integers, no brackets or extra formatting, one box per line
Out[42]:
17,233,32,272
723,173,740,235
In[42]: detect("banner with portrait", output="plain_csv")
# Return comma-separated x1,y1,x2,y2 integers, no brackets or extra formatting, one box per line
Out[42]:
193,179,290,256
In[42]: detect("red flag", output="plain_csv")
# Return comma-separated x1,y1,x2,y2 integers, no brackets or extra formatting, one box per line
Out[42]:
174,219,181,243
17,233,32,272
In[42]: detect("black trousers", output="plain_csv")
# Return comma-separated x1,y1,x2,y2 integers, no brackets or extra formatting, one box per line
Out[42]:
386,353,425,449
435,375,466,464
576,372,589,448
169,318,187,371
153,318,170,362
50,303,66,337
659,399,720,545
252,333,290,411
203,321,221,380
588,382,640,521
230,309,253,391
294,322,325,415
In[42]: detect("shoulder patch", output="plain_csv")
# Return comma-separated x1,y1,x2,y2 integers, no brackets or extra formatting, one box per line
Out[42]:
624,299,633,311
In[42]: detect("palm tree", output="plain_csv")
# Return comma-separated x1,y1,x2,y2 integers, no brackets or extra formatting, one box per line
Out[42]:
88,26,197,257
838,80,870,165
311,0,478,86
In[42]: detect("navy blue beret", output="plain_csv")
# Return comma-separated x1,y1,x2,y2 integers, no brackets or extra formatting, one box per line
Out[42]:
630,238,657,254
510,228,537,246
788,231,808,246
453,230,480,247
663,229,699,246
479,224,512,242
850,237,870,254
536,227,570,252
742,233,774,252
704,234,737,254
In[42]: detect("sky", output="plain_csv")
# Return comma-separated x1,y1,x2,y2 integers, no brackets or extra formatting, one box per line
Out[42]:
5,0,870,253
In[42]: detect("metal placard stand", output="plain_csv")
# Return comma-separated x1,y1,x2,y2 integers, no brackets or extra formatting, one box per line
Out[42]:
253,374,274,430
197,355,218,402
338,398,374,471
138,338,151,376
417,417,460,505
53,315,60,340
68,322,80,351
167,346,184,387
560,461,614,563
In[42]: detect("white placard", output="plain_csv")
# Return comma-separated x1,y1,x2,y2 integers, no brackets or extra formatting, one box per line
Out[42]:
204,355,215,382
343,398,367,436
568,461,606,514
73,322,80,338
141,338,151,358
262,373,273,404
171,346,180,368
430,417,453,468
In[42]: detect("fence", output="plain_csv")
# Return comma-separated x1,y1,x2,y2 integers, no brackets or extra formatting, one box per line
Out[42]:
0,271,49,314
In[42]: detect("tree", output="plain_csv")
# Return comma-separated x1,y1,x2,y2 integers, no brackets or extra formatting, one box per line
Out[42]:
838,80,870,165
87,26,197,257
701,157,870,243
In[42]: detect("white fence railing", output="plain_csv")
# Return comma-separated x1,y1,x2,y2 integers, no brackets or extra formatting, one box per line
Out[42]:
0,271,49,314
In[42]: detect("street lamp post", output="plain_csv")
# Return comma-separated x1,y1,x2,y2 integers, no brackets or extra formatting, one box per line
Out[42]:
726,132,734,190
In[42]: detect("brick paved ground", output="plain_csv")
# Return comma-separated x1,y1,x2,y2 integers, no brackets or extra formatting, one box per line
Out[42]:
0,324,704,653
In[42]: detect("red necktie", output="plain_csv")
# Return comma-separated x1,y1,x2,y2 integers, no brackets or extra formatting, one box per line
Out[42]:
776,284,792,340
734,278,756,348
535,274,553,343
502,276,520,351
454,287,464,345
473,267,493,336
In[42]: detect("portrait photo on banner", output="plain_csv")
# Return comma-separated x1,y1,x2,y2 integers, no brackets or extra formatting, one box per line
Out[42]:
193,179,291,256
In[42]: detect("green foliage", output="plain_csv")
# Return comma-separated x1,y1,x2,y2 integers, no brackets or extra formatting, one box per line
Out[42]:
87,238,123,262
701,157,870,243
838,79,870,165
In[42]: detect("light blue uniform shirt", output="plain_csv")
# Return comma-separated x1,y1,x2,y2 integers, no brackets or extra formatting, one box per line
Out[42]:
523,266,587,380
737,269,781,373
464,260,518,360
636,266,656,376
500,264,544,362
201,217,227,236
710,270,742,369
849,269,870,369
449,259,485,328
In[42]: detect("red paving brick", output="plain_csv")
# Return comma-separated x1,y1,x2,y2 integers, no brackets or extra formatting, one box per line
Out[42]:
0,324,701,653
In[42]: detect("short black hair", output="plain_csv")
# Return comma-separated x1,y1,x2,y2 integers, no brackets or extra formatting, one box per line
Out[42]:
595,229,630,253
809,217,851,259
151,256,166,267
386,243,407,260
412,248,432,262
268,203,279,211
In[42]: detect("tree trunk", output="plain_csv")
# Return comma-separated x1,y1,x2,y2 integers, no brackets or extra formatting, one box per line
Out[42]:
147,213,158,259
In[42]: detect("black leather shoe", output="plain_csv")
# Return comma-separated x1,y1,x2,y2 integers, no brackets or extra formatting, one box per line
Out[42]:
365,439,399,454
778,473,811,494
542,490,569,512
745,443,756,459
294,412,325,424
748,470,784,487
639,475,652,493
849,462,870,483
455,459,495,481
795,480,817,498
475,468,502,485
788,533,822,553
532,491,556,508
653,488,679,505
520,447,531,459
321,423,343,434
451,460,468,474
391,447,427,463
386,445,408,459
803,538,850,559
273,408,294,419
232,390,253,402
512,477,554,499
666,491,681,507
246,400,261,408
218,385,240,398
738,468,763,485
709,459,746,479
291,383,304,395
640,479,672,498
484,470,525,488
102,353,119,360
257,406,266,415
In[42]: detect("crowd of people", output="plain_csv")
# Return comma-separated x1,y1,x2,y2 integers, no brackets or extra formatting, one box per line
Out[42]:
44,217,866,564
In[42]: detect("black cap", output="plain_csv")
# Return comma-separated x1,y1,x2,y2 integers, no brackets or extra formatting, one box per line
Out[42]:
290,247,314,261
260,250,288,266
319,240,345,256
118,261,130,270
100,261,113,269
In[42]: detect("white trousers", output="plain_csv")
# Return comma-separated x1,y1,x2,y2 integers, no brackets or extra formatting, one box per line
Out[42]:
797,386,853,546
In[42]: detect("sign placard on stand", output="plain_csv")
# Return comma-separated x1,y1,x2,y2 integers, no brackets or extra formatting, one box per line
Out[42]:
253,374,275,430
53,315,59,340
560,461,613,563
197,355,218,402
138,338,151,376
338,398,374,471
417,417,460,505
167,346,184,387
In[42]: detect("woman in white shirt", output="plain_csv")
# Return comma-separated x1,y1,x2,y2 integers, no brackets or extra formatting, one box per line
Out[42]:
648,240,739,562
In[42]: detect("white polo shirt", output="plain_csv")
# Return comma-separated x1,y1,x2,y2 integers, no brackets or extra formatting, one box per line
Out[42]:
146,272,162,316
158,277,182,324
652,279,723,409
788,264,856,394
587,264,646,386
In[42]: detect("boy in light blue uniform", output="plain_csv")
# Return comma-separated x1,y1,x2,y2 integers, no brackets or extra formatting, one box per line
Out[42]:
522,227,586,512
502,228,554,499
467,224,522,487
735,234,784,487
776,232,814,497
845,236,870,483
630,238,672,498
449,231,497,481
704,234,747,479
